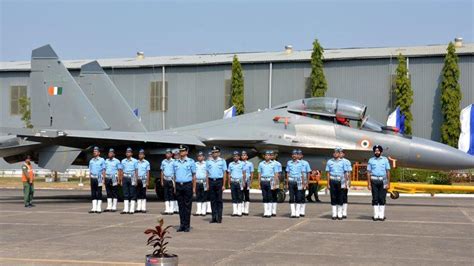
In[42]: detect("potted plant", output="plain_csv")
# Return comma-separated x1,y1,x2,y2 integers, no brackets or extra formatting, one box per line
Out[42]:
144,218,178,266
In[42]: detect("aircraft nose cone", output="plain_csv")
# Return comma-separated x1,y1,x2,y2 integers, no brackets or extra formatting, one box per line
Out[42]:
408,137,474,170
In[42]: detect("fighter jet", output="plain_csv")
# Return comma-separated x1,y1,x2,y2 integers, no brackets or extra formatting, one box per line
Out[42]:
2,44,474,172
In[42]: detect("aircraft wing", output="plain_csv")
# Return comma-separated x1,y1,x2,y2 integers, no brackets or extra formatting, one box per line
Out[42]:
5,128,205,148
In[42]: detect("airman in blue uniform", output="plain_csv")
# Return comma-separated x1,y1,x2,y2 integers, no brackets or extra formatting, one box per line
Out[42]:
298,150,311,217
228,151,246,217
325,148,345,220
206,146,227,223
258,151,278,218
367,145,391,221
194,151,208,216
120,148,138,214
88,147,105,213
241,150,254,216
104,148,120,212
286,150,305,218
339,148,352,219
160,149,175,215
270,152,282,216
173,145,196,232
136,149,150,213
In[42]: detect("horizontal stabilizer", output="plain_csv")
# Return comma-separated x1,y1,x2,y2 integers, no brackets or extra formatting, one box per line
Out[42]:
38,145,81,172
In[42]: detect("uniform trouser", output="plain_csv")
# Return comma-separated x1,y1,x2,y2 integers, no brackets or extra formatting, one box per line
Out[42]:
307,183,319,199
122,177,137,201
371,180,387,205
230,182,243,203
209,179,224,220
23,182,34,205
243,187,250,202
105,178,118,199
271,188,279,203
342,188,348,204
90,178,102,200
288,181,303,204
260,181,272,203
329,179,343,206
195,182,206,202
163,180,175,201
176,181,192,229
137,180,147,200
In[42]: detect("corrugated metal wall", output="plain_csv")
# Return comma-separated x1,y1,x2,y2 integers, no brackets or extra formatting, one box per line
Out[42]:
1,55,473,141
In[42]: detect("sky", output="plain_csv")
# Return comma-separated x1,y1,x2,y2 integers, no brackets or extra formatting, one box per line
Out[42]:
0,0,472,61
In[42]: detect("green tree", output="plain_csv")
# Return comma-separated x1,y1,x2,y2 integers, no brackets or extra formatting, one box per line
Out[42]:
440,42,462,147
19,96,33,128
394,53,414,135
310,39,328,97
231,55,245,115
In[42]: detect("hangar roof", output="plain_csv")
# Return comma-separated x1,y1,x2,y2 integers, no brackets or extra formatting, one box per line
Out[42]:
1,43,473,72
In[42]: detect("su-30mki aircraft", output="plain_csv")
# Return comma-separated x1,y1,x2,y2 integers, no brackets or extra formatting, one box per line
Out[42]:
2,44,474,174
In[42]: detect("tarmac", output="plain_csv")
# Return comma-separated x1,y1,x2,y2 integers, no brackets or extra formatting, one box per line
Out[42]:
0,189,473,265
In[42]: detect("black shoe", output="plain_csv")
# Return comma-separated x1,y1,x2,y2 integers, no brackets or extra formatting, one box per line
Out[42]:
290,215,296,218
342,215,347,219
120,211,128,214
231,214,237,217
337,217,343,220
372,217,377,221
142,210,147,214
89,210,95,213
210,219,217,223
96,211,102,214
176,227,184,232
243,213,249,216
300,214,305,217
25,204,30,208
129,212,134,215
380,217,386,221
29,203,35,207
306,197,314,203
174,211,179,214
315,199,322,203
111,209,117,213
332,217,337,220
193,213,200,216
200,214,206,216
103,209,109,212
183,228,190,232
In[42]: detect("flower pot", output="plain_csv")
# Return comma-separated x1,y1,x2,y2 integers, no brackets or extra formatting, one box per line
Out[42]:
145,254,178,266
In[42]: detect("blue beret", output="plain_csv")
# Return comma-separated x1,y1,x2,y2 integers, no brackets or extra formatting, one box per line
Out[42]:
93,146,99,151
292,149,299,154
139,149,145,153
265,150,273,155
165,148,172,154
126,147,132,152
241,150,247,155
197,151,204,156
233,151,240,156
109,148,115,153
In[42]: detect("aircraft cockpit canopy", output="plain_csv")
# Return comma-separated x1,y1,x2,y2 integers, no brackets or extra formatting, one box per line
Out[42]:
284,97,398,134
287,97,367,120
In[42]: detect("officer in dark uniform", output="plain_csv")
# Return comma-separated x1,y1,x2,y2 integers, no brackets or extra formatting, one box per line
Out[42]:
367,145,391,221
173,145,196,232
206,146,227,223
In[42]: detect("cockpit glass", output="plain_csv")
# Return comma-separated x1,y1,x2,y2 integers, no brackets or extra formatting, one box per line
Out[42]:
362,116,383,132
291,97,367,120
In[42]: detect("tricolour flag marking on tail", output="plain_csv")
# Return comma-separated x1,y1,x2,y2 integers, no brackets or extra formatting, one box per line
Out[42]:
223,105,237,119
48,86,63,96
387,106,406,134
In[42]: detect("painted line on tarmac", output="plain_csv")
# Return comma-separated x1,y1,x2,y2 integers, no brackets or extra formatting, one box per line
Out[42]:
0,257,141,265
246,250,473,264
214,218,309,265
459,208,474,222
290,230,474,240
